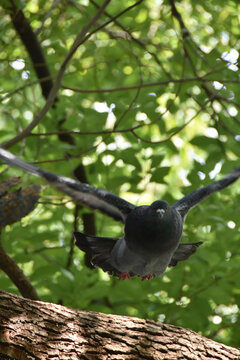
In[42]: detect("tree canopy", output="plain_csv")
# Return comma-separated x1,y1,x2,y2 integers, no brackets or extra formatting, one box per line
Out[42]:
0,0,240,348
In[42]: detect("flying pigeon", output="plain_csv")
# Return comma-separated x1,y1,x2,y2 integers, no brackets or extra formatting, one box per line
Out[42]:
0,147,239,280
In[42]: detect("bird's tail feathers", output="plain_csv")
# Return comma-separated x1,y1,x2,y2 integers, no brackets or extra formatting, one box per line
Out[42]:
74,232,121,276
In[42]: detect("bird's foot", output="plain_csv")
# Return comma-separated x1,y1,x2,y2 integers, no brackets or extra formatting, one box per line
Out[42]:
141,273,153,281
119,272,131,280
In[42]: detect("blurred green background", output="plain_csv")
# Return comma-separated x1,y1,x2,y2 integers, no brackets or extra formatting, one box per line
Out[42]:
0,0,240,348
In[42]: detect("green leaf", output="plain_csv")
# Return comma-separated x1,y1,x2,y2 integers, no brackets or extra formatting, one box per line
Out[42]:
151,167,170,183
61,268,75,281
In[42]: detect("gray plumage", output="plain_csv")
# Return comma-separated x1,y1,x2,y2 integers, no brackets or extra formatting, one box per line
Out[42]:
0,147,239,279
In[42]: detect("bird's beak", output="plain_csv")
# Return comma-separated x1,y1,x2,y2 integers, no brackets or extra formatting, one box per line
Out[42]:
156,209,165,217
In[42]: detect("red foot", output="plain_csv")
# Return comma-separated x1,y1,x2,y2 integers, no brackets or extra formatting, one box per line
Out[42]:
119,272,131,280
141,273,153,281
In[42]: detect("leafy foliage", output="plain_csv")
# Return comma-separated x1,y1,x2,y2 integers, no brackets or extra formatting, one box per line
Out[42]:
0,0,240,348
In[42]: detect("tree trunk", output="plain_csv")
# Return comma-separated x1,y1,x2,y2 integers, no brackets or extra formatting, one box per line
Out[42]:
0,291,239,360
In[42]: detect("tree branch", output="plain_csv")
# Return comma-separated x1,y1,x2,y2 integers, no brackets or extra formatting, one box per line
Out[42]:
8,2,55,100
0,246,40,300
0,290,239,359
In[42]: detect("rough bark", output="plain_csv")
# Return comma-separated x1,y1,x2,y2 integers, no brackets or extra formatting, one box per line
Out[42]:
0,291,239,360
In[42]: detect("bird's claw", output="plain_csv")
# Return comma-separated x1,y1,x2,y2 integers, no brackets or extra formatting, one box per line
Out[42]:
141,273,153,281
119,272,131,280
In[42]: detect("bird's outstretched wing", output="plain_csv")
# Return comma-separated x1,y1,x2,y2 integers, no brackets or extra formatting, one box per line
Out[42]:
74,232,122,276
173,167,240,219
168,242,203,267
0,148,135,222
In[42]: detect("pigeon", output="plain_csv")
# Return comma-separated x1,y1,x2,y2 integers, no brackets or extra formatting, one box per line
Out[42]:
0,147,239,280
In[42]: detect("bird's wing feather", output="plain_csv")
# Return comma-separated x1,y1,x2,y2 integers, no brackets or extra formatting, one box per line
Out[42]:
168,242,203,267
74,232,121,276
0,148,135,222
173,167,240,219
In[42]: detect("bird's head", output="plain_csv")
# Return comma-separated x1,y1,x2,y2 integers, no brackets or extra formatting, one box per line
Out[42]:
150,200,169,218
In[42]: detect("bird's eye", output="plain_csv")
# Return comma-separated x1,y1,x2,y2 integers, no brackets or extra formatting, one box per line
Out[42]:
165,206,168,211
